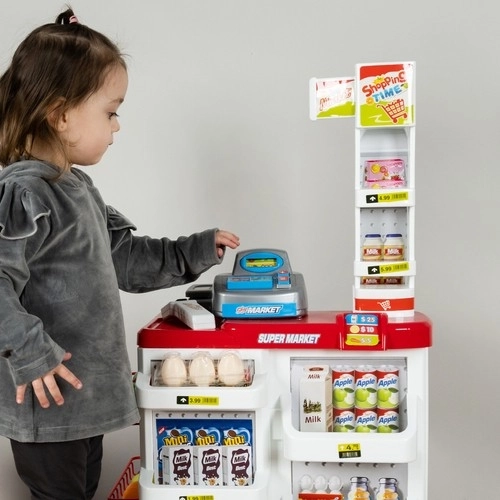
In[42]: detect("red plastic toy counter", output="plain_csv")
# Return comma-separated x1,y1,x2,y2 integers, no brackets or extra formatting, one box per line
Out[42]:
137,311,432,351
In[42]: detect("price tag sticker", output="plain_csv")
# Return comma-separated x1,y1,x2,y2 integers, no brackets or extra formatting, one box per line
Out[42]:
368,262,409,275
178,496,215,500
338,442,361,459
366,191,408,204
176,395,220,406
379,262,409,274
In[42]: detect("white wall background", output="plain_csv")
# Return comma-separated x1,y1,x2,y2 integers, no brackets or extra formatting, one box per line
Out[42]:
0,1,498,498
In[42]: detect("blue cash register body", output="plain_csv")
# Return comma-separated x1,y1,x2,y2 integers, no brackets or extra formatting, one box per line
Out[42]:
213,249,308,318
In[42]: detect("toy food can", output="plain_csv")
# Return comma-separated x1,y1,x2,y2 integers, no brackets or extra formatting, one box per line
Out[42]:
383,233,404,261
362,234,383,261
332,366,355,409
376,408,400,433
354,408,377,433
376,365,400,409
333,408,356,433
354,366,377,409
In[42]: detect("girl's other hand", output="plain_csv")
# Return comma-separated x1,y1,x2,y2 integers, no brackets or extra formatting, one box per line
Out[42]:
215,230,240,258
15,352,83,408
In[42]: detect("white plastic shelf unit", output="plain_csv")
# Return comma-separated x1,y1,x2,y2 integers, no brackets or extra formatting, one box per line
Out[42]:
353,62,416,318
135,311,431,500
135,316,276,500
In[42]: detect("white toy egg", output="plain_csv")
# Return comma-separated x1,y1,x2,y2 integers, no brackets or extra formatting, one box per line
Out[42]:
328,475,343,493
189,352,216,386
217,351,246,386
299,474,313,492
161,353,187,386
313,475,328,493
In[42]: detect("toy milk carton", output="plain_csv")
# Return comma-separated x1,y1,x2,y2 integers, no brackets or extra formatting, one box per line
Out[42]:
157,421,194,485
222,425,253,486
194,425,223,486
299,365,333,432
161,445,194,486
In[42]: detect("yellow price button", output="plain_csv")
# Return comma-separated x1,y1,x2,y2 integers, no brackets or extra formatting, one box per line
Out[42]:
345,333,379,346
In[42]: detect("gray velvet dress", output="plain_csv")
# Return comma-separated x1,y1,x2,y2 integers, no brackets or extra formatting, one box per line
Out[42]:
0,160,222,442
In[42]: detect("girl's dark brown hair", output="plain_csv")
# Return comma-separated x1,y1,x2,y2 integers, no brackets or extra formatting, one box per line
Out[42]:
0,7,126,172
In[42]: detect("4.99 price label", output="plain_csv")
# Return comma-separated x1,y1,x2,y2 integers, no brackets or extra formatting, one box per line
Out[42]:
366,191,409,204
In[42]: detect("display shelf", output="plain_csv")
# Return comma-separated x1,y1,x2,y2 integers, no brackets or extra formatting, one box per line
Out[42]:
280,393,419,463
135,371,269,410
354,260,416,278
353,62,416,317
355,188,415,208
138,465,272,499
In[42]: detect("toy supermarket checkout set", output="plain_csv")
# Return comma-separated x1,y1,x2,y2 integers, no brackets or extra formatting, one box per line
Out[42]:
110,62,432,500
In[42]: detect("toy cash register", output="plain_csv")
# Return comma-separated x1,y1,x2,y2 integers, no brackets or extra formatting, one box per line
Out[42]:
212,249,308,318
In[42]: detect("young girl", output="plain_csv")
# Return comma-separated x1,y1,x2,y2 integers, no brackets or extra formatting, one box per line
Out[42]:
0,8,239,499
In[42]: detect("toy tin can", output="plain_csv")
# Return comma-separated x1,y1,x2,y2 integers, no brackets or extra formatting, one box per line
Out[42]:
354,366,377,409
376,366,399,409
332,366,355,409
333,408,356,433
354,407,377,433
376,408,400,433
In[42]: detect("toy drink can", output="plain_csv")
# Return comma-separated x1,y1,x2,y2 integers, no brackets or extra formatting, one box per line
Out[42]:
354,407,377,433
332,408,355,433
354,366,377,409
332,366,355,409
376,408,399,433
376,365,399,409
362,234,383,261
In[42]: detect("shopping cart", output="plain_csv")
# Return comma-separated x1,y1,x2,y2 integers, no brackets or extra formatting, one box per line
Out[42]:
107,456,140,500
378,98,407,123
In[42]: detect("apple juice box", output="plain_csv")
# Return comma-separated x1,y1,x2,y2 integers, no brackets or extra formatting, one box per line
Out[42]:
299,365,333,432
194,423,223,486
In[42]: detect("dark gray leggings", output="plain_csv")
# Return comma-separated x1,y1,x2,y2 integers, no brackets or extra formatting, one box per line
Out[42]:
10,435,103,500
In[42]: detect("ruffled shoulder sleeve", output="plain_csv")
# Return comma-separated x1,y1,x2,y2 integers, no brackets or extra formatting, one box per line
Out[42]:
0,181,51,240
106,205,137,232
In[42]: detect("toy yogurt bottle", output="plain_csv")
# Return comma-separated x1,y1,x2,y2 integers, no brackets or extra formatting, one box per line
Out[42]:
383,234,404,261
362,234,383,261
348,476,373,500
375,478,403,500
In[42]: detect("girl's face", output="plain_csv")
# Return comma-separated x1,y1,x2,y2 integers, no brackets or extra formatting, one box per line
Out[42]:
58,65,128,167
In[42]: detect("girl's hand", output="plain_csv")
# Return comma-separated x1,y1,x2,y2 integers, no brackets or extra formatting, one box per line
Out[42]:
16,352,83,408
215,230,240,258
